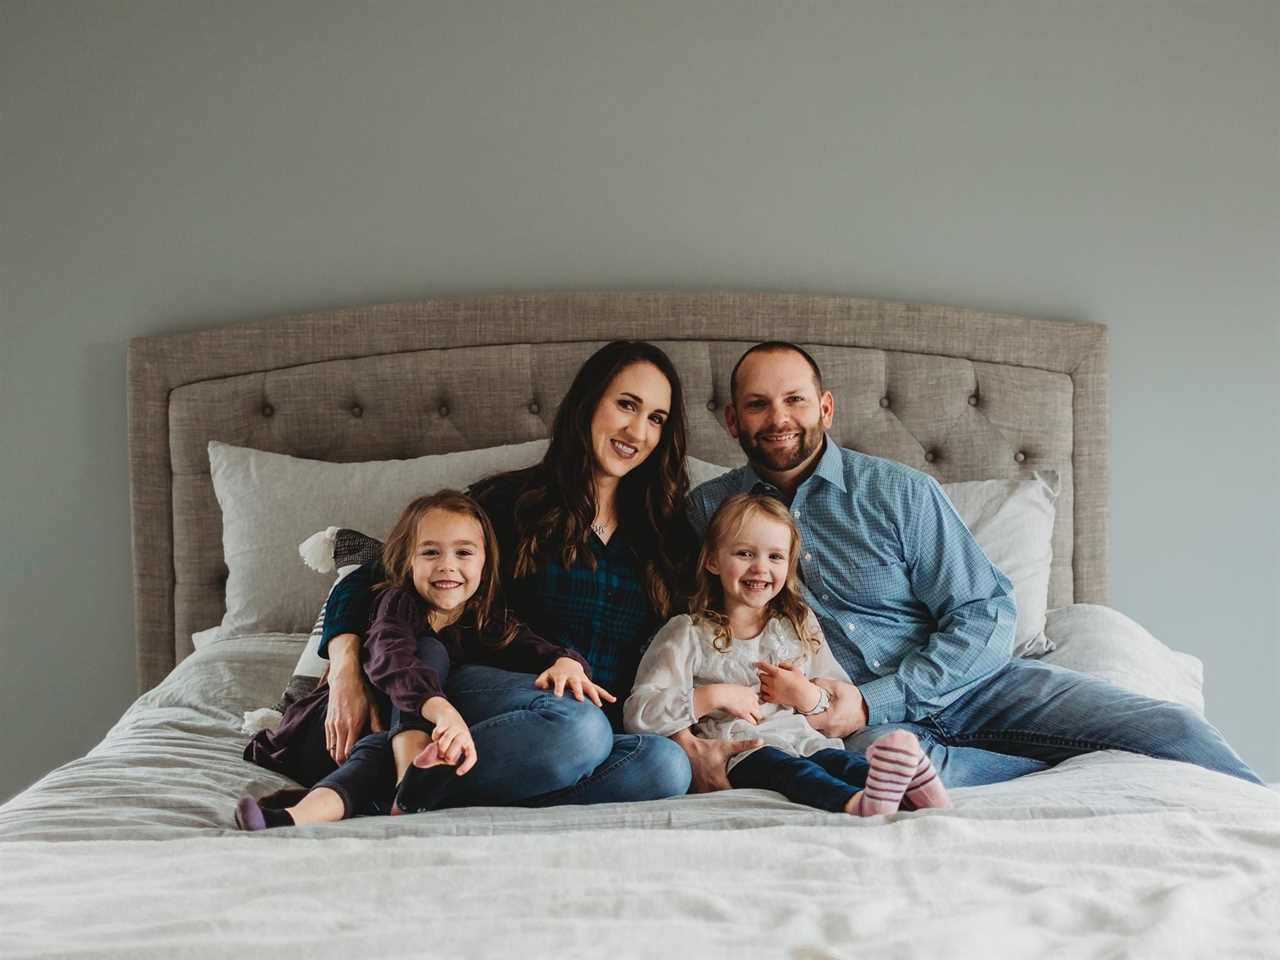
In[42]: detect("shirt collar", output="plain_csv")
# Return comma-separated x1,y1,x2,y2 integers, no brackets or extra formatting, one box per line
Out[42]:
739,436,847,497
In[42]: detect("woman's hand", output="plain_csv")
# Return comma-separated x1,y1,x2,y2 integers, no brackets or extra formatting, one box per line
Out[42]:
324,634,385,763
421,697,477,775
756,660,820,713
695,683,764,724
534,657,617,708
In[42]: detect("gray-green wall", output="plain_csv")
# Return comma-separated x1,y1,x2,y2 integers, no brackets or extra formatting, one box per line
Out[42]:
3,1,1277,800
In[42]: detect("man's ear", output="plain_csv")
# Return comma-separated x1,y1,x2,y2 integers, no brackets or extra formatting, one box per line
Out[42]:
819,391,835,429
724,402,741,439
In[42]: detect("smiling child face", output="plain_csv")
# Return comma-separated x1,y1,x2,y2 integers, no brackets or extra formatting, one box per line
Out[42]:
410,508,486,624
705,511,793,616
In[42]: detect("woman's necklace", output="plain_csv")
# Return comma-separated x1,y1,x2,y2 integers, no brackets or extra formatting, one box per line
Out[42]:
591,517,615,538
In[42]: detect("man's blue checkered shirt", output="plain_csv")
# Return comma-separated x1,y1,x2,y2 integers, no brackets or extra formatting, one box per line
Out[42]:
687,439,1017,726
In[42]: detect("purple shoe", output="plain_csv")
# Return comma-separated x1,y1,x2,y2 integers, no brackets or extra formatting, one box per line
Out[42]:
234,796,294,831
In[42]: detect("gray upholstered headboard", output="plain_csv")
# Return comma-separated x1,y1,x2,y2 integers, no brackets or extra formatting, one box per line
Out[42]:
128,292,1109,692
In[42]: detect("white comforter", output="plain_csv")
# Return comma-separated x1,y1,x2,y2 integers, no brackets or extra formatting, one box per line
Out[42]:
1,637,1277,959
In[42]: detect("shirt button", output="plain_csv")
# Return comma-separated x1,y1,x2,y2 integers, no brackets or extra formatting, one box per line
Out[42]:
822,593,829,601
872,659,881,668
804,552,812,561
846,622,856,633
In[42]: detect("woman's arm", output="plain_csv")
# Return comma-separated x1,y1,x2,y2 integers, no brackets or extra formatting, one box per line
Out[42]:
318,561,387,762
317,561,383,659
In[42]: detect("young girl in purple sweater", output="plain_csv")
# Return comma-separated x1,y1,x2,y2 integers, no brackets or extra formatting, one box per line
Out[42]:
236,490,611,829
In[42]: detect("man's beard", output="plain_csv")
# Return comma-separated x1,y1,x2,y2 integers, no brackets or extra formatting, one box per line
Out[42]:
738,421,824,472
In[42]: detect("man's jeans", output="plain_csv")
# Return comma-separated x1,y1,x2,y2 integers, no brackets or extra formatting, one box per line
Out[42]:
444,664,692,806
843,659,1262,787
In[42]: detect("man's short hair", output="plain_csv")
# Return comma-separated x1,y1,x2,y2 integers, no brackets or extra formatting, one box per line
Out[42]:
729,341,825,402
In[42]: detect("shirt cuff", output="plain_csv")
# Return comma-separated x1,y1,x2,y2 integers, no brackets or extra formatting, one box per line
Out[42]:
858,675,906,726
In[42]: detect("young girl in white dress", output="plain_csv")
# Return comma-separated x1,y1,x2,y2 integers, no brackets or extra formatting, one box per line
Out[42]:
625,492,952,815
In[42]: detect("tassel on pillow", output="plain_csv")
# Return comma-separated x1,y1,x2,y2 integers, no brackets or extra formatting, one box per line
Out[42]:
299,526,339,573
241,707,284,735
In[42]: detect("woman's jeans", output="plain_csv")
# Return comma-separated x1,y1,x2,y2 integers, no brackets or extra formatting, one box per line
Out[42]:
729,747,870,813
443,664,692,806
841,659,1263,787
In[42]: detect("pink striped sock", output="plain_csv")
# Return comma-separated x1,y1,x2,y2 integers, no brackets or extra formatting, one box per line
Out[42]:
847,731,921,816
904,752,952,810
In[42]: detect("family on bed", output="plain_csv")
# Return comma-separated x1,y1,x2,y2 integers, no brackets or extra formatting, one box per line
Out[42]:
236,340,1261,830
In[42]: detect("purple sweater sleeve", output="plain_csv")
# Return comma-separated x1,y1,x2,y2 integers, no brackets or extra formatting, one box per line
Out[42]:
363,588,444,715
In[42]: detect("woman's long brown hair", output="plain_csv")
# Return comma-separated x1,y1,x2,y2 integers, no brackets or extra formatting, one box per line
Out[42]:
378,490,517,646
503,341,690,618
689,493,819,654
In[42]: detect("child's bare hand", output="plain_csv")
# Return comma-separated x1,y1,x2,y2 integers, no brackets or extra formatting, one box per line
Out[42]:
756,660,820,713
711,683,764,725
422,698,477,775
535,657,617,708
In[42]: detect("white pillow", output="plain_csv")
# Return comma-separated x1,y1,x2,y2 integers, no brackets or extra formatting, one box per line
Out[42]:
1039,604,1205,714
685,458,1058,658
943,473,1058,657
208,438,550,638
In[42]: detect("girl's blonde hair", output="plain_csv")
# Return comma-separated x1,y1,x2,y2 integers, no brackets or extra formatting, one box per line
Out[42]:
378,489,517,646
689,492,819,654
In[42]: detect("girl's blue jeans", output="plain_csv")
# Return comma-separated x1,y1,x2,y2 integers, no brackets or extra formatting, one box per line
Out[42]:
728,746,871,812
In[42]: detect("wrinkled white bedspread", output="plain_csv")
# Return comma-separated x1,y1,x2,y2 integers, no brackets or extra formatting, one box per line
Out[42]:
1,638,1277,959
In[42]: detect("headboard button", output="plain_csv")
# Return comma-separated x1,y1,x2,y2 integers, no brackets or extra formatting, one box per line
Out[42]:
706,399,718,412
438,404,451,417
879,397,891,409
968,394,979,406
924,450,936,463
1014,451,1027,463
350,404,363,418
528,401,540,415
261,403,274,417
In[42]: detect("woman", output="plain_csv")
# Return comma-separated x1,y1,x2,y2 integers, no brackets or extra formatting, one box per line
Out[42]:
319,341,695,807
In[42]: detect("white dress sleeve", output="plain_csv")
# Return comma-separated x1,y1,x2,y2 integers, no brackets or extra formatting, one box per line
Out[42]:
623,616,701,737
802,609,851,684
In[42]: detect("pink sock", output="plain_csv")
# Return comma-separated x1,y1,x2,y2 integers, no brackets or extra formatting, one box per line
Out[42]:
904,752,952,810
851,731,922,816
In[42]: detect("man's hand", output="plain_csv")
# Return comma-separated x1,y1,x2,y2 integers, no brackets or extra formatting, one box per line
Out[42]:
806,679,868,738
323,633,385,763
671,729,763,793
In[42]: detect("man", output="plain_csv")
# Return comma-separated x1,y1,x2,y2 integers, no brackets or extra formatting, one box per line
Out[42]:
675,341,1261,793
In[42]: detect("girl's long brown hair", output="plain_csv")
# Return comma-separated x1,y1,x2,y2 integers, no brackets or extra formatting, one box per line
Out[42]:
503,341,690,618
378,490,518,646
689,493,819,654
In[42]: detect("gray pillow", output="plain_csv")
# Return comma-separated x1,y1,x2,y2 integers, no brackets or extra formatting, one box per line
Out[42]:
208,438,549,641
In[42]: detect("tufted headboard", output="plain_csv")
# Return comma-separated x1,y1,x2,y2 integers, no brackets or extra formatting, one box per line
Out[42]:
128,292,1109,691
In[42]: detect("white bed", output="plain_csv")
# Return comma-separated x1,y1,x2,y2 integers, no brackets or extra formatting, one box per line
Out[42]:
2,292,1276,958
2,636,1276,958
